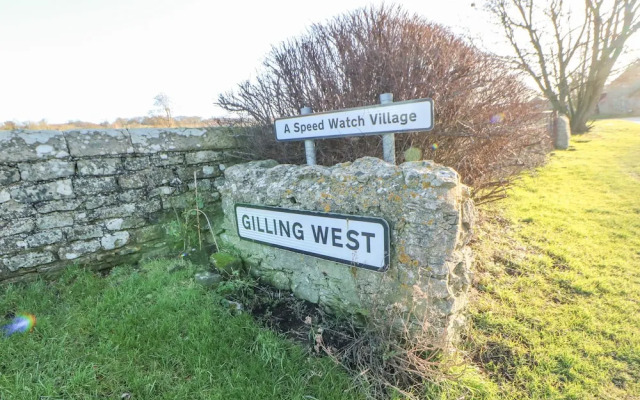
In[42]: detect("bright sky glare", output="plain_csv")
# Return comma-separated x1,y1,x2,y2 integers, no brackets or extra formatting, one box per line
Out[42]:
0,0,637,124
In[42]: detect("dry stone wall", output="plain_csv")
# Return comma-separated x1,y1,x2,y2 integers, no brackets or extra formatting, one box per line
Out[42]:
217,157,475,344
0,128,237,283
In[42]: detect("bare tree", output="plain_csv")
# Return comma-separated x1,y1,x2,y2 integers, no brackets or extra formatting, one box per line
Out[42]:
488,0,640,133
151,92,173,127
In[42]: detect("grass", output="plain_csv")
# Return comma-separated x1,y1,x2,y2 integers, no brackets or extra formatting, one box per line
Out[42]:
0,261,362,399
466,119,640,399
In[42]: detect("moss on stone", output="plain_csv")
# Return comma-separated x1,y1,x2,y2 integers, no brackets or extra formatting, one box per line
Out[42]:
210,252,243,275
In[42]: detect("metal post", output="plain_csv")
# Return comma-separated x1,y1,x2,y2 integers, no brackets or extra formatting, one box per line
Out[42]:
380,93,396,164
301,106,316,165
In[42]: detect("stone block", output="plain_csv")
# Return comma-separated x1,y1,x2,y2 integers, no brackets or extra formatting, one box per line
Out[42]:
117,169,175,189
73,176,118,195
84,194,118,210
77,158,122,176
25,229,65,248
36,212,75,229
175,166,219,182
81,203,137,222
129,128,236,153
18,160,75,182
101,231,130,250
185,150,224,165
35,199,84,214
150,153,185,166
0,166,20,185
0,235,29,255
64,224,104,241
118,189,146,203
149,186,176,197
0,189,9,203
10,179,74,203
0,130,69,162
0,200,36,219
123,156,151,171
0,218,35,238
58,240,102,260
65,130,134,157
555,115,571,150
1,251,56,271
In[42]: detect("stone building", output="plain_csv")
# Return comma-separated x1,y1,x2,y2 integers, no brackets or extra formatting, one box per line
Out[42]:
598,60,640,116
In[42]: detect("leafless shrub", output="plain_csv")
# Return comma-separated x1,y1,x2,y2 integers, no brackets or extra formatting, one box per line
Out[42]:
218,4,551,203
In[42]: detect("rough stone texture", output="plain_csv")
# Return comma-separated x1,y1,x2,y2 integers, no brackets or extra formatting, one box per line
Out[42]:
129,128,236,153
73,177,119,195
10,179,74,203
66,130,134,156
36,212,75,229
101,231,130,250
2,252,56,271
0,218,35,238
0,130,69,162
58,240,102,260
218,157,475,345
77,158,122,176
0,128,237,284
18,160,76,182
556,116,571,150
0,166,21,185
0,190,10,203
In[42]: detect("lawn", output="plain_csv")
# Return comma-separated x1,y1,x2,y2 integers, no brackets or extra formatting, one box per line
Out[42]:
467,119,640,399
0,261,362,399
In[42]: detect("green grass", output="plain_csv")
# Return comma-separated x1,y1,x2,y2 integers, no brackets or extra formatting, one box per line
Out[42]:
467,119,640,399
0,261,362,399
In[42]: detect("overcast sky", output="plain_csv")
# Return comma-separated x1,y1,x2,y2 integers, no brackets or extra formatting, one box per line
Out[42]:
0,0,638,124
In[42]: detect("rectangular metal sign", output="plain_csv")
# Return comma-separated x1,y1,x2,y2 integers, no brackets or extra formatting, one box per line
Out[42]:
235,204,390,272
274,98,434,141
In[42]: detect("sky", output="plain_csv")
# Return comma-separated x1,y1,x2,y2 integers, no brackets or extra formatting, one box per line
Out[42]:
0,0,638,124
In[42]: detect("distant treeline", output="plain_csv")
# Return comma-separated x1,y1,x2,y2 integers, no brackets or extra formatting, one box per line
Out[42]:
0,116,242,131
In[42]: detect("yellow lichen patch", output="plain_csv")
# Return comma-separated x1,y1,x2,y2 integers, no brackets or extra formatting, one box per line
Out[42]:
422,182,431,189
323,203,331,212
320,192,332,199
427,219,434,225
387,193,402,202
317,177,325,183
397,246,411,264
410,192,418,198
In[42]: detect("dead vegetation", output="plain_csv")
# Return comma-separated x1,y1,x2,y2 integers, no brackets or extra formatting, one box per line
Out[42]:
218,4,552,203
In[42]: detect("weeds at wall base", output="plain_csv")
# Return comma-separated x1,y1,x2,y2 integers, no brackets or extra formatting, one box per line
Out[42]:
216,271,468,399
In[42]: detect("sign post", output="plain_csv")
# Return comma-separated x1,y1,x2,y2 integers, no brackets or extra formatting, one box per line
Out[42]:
380,93,395,164
301,106,316,165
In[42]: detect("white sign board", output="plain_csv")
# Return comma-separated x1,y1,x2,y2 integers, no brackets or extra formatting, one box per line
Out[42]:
235,204,390,272
274,98,433,141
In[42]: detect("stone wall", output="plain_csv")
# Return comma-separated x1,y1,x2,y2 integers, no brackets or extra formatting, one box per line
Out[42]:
0,128,236,283
217,157,474,344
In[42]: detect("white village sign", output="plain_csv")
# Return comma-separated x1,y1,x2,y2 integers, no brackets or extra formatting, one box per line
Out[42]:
274,98,433,141
235,204,390,272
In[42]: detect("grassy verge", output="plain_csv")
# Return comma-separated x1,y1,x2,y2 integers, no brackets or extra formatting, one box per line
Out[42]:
467,120,640,399
0,261,362,400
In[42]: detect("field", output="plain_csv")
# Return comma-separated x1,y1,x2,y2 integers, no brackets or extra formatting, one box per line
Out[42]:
466,119,640,399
